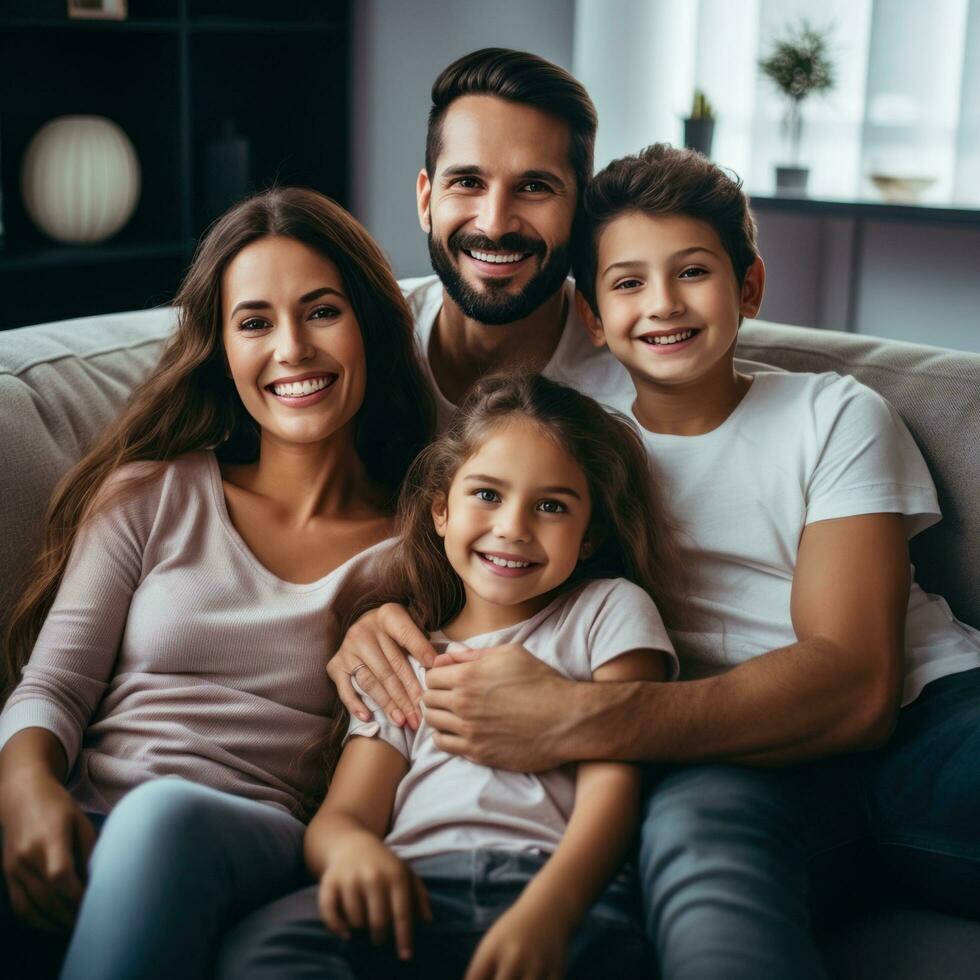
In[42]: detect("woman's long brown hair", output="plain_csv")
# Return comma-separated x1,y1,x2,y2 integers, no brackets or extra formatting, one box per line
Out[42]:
3,187,434,699
346,372,690,637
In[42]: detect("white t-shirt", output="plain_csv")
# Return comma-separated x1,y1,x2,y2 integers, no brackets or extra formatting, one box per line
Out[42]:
345,577,675,864
637,370,980,705
400,275,633,429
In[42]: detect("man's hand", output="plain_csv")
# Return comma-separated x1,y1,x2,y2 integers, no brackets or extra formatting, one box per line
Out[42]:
423,644,576,771
327,604,437,730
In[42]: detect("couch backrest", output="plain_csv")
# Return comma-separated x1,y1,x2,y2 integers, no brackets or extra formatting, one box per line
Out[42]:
1,310,976,636
738,320,980,628
0,308,173,630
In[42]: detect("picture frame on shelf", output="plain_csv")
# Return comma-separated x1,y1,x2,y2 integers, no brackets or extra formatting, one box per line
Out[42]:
67,0,128,21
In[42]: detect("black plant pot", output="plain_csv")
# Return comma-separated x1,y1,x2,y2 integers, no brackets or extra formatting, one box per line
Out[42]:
683,118,715,158
775,166,809,197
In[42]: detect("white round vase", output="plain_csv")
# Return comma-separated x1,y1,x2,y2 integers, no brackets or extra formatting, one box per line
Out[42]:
21,115,141,244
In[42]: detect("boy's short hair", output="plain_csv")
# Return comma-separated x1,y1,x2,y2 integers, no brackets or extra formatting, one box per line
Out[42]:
426,48,597,203
574,143,758,314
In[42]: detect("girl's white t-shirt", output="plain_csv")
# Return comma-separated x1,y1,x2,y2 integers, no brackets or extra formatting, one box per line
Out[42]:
638,370,980,704
345,577,675,864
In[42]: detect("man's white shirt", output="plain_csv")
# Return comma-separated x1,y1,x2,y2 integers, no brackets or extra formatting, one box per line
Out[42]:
400,274,634,429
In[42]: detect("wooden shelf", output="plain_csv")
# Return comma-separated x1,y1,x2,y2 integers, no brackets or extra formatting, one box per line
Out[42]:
188,18,342,33
0,240,195,272
0,18,180,31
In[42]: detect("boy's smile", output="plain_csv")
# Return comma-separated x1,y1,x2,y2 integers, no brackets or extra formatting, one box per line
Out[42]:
583,212,764,396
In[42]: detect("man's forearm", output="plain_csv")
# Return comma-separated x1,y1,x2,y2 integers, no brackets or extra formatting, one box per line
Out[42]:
562,635,899,767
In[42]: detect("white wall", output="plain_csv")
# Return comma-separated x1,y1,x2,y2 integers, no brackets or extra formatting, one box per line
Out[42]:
349,0,576,278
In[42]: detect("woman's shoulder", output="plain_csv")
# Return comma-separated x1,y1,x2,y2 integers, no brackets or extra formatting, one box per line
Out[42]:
89,451,215,522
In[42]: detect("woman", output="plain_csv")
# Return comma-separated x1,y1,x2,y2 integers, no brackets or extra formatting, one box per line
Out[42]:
0,187,433,979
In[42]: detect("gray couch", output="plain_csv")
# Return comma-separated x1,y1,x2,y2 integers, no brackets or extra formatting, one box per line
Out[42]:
1,308,979,977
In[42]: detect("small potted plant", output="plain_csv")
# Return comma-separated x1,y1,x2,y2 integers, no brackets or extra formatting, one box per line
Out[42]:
759,21,834,195
683,89,716,159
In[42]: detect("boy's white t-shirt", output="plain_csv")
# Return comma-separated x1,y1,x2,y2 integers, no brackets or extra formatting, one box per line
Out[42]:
638,370,980,705
345,577,676,864
400,275,633,429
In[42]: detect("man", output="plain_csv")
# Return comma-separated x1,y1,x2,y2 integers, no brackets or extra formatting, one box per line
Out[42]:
324,48,980,979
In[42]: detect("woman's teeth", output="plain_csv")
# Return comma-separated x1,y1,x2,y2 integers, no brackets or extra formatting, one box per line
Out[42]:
643,328,696,346
481,553,532,568
468,250,526,264
271,376,332,397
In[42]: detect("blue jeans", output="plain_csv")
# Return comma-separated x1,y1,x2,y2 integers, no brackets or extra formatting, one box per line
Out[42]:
639,667,980,980
217,849,652,978
59,778,307,980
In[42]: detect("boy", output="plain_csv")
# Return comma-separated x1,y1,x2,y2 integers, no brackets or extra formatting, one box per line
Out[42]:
567,143,980,978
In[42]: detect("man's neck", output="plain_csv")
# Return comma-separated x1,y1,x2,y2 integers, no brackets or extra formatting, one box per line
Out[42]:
428,287,568,405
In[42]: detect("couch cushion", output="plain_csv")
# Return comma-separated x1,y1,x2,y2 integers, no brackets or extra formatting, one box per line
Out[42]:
737,320,980,630
0,308,174,627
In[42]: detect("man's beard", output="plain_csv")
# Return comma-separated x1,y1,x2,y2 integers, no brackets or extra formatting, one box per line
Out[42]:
427,227,571,326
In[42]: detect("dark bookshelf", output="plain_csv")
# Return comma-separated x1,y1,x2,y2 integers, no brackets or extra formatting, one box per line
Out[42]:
0,0,349,330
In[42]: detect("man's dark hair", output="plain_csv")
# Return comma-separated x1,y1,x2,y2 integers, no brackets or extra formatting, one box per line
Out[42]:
425,48,597,200
573,143,759,314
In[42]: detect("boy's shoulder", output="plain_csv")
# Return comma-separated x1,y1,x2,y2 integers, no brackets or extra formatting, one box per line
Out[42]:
742,368,882,414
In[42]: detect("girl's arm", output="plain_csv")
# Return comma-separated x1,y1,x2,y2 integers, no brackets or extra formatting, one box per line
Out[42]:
465,647,667,980
305,735,431,961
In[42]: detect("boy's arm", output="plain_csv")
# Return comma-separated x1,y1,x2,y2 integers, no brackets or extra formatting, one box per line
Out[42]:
464,650,665,980
426,513,909,769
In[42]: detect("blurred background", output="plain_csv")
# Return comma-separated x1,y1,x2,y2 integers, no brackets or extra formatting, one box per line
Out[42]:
2,0,978,351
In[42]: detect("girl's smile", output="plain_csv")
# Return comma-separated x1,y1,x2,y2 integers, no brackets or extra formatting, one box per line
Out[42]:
433,418,592,635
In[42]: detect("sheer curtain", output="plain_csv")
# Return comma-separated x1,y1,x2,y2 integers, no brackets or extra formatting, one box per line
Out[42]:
573,0,979,204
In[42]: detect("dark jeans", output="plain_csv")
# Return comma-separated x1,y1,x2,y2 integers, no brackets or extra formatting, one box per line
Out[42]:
638,667,980,980
217,849,652,979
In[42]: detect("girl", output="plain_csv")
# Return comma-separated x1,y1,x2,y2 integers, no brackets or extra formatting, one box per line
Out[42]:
0,187,433,979
219,372,687,980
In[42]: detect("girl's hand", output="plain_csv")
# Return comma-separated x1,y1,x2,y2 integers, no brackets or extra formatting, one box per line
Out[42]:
0,767,95,933
327,603,438,731
317,829,432,961
464,901,571,980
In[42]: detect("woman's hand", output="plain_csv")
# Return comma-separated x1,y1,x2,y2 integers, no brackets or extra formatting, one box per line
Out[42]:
464,900,571,980
327,603,437,730
0,766,95,933
423,644,577,771
317,829,431,961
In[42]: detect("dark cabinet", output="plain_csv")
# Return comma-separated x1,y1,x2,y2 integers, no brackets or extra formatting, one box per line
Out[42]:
0,0,349,329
